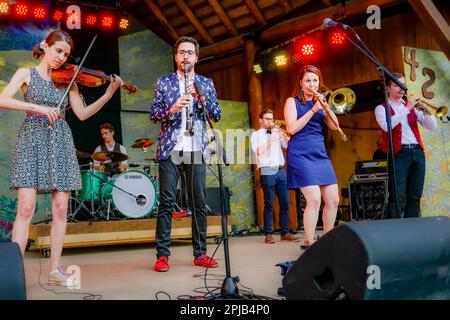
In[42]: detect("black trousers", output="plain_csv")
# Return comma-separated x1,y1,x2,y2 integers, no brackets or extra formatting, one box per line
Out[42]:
155,151,208,258
387,145,425,219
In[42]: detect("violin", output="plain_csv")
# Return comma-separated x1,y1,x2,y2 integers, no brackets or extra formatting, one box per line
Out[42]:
51,63,137,93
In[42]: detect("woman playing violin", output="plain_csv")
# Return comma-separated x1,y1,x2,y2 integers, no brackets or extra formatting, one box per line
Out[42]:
0,30,122,287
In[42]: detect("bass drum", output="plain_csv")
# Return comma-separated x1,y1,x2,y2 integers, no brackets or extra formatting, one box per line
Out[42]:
101,170,158,219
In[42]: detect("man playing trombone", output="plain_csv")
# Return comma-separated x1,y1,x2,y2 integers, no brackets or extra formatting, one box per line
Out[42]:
374,72,438,219
251,108,299,243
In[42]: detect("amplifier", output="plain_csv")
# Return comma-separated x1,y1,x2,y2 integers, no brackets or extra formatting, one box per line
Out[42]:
355,160,387,175
348,173,388,220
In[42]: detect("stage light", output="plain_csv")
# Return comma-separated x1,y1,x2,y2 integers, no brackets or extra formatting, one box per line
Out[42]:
14,3,28,17
101,15,114,29
290,53,301,63
52,9,63,22
86,14,97,26
253,63,263,74
274,53,288,67
292,37,320,60
330,31,345,46
301,43,315,56
0,1,9,15
119,17,129,30
33,6,47,20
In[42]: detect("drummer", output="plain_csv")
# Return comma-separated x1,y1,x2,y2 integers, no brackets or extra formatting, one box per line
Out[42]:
93,122,128,175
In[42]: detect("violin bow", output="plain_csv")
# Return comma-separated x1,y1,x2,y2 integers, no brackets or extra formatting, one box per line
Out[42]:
57,33,98,111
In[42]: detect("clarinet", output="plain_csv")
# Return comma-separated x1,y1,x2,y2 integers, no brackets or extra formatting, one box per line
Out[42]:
184,63,194,136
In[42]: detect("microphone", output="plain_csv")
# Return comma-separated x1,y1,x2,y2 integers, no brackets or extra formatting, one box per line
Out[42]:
322,18,350,30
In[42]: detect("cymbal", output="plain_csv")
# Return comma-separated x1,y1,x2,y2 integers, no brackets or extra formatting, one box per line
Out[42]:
91,151,129,163
76,150,91,159
132,138,154,149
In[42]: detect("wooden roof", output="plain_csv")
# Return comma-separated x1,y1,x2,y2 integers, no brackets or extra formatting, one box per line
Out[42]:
120,0,336,47
119,0,450,60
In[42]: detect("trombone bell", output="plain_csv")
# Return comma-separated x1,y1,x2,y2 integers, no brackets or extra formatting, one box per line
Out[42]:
328,87,356,114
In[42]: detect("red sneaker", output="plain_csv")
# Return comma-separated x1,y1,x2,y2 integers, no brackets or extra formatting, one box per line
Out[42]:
194,254,219,268
154,256,170,272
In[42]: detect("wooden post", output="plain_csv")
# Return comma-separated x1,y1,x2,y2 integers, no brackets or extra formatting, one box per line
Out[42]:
245,40,265,230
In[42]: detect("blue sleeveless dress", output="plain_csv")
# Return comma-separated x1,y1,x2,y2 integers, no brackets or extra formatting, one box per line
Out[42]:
286,98,337,189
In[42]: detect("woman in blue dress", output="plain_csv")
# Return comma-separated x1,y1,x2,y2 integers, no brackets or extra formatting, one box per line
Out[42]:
284,65,339,249
0,30,122,286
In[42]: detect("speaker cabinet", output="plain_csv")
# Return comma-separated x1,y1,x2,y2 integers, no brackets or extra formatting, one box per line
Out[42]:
283,217,450,300
0,242,26,300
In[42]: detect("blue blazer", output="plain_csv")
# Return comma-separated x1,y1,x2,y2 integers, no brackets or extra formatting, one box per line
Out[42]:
150,72,221,161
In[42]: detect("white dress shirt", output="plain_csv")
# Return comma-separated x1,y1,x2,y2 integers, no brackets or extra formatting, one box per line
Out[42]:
173,71,202,152
250,128,287,169
375,99,438,144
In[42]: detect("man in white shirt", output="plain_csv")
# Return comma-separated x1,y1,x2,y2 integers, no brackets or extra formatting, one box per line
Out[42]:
374,72,437,218
251,108,299,243
93,122,128,175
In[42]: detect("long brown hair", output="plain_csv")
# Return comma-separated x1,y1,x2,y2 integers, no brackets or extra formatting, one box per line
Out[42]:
291,65,323,105
32,30,74,59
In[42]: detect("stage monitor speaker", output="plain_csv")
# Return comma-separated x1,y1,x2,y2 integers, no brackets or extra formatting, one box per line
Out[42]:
0,242,26,300
283,216,450,300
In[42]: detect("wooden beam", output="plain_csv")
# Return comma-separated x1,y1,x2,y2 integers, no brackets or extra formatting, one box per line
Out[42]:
320,0,333,6
175,0,214,45
208,0,239,37
278,0,292,14
143,0,179,42
260,0,400,41
407,0,450,60
245,40,264,230
200,0,400,58
242,0,267,26
199,36,245,59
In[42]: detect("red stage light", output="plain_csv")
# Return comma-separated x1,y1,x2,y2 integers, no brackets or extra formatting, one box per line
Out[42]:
86,15,97,26
33,6,47,20
119,17,129,30
101,15,114,29
292,37,320,60
330,31,346,46
14,3,28,17
52,9,63,22
301,43,315,56
0,1,9,15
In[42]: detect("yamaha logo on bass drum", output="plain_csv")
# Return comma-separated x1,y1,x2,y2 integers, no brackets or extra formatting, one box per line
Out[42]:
124,174,143,180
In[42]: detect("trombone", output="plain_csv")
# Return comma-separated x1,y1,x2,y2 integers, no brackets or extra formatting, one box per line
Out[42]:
269,120,291,137
406,93,448,117
311,88,349,142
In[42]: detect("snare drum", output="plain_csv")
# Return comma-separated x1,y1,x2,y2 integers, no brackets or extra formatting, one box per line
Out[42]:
101,170,158,219
78,170,109,202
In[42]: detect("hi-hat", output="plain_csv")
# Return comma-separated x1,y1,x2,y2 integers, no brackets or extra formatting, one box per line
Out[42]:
91,151,129,163
132,138,154,149
76,150,91,159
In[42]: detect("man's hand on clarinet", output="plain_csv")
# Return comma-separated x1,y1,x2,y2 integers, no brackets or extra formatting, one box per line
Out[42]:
170,96,190,114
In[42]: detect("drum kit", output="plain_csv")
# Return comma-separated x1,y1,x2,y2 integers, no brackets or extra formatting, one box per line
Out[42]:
70,138,159,221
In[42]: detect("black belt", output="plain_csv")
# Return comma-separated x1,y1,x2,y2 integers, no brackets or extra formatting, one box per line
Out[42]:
401,144,420,149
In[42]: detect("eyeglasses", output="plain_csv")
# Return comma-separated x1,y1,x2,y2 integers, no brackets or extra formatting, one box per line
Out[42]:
263,117,273,121
177,50,196,57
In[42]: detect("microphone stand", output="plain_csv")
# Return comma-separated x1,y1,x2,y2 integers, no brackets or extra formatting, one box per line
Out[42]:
195,85,239,298
340,28,401,218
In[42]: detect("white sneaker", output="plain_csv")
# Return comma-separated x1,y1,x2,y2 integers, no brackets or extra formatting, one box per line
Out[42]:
48,266,79,287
